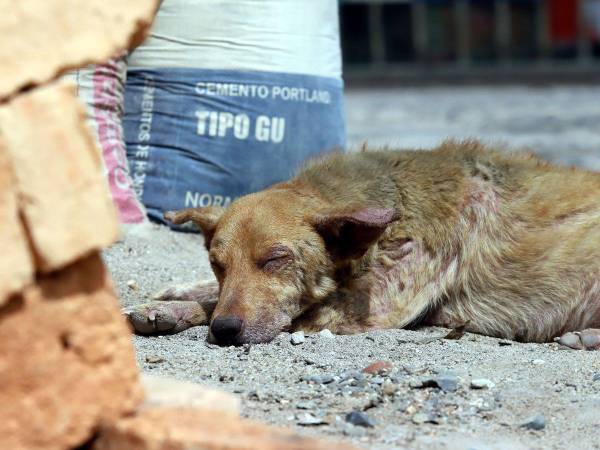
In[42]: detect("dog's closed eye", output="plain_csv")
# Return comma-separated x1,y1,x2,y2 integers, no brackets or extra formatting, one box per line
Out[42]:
258,246,293,273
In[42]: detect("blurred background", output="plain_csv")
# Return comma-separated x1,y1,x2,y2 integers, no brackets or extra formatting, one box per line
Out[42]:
339,0,600,169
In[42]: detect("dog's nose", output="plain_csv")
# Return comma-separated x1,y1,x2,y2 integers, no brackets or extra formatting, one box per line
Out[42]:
210,315,244,344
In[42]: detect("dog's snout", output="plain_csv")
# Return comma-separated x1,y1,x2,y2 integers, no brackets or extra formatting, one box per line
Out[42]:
210,315,244,344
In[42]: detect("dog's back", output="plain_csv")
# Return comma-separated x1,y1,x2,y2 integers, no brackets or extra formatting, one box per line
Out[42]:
298,141,600,341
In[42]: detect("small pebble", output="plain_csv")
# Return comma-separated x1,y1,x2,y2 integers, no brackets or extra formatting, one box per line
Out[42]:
303,374,334,384
371,376,385,385
343,424,367,437
402,365,415,374
363,360,393,375
297,413,327,426
532,359,545,365
340,370,364,382
321,374,335,384
345,411,376,428
145,355,165,364
247,390,261,400
382,381,398,396
291,331,305,345
470,378,495,389
410,374,458,392
318,329,334,339
435,375,459,392
411,413,429,424
520,414,546,431
126,279,139,290
396,400,411,412
593,373,600,382
296,400,316,410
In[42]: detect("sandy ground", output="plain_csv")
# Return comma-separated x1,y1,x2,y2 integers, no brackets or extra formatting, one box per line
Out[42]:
104,85,600,450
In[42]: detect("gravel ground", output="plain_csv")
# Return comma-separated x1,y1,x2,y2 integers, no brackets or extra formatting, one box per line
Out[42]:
104,85,600,449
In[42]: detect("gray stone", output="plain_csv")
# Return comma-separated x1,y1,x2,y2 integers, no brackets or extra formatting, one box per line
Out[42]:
340,370,364,382
145,355,165,364
290,331,305,345
396,400,411,412
382,381,398,396
593,373,600,382
371,376,385,385
303,374,335,384
342,423,367,438
411,413,429,424
435,375,458,392
412,413,439,425
471,378,495,389
521,414,546,431
411,375,458,392
296,412,328,426
295,400,316,410
320,374,335,384
318,329,335,339
345,411,376,428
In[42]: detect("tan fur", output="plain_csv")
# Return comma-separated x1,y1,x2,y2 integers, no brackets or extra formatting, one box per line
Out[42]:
140,141,600,345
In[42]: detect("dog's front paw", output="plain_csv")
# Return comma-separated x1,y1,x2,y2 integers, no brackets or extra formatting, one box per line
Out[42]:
554,329,600,350
122,301,200,335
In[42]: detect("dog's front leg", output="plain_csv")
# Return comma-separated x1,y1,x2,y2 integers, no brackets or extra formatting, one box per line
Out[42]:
123,281,218,335
153,280,219,302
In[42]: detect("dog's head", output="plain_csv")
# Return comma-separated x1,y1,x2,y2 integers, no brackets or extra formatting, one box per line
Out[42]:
166,188,398,345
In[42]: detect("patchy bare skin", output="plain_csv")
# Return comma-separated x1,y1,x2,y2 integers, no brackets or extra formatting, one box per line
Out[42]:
124,141,600,349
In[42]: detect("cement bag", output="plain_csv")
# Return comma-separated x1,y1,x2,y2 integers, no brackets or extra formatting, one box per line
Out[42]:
64,56,147,223
124,0,345,226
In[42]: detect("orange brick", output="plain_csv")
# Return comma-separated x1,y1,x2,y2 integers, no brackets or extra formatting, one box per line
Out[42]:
0,82,120,272
0,253,143,450
93,406,356,450
0,146,33,305
0,0,159,99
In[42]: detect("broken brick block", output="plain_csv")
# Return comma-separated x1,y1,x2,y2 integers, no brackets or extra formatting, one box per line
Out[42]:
92,406,356,450
0,82,120,272
0,253,142,450
0,147,33,305
0,0,159,99
141,375,241,415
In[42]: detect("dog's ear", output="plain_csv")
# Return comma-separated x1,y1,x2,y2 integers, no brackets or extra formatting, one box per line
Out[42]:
164,207,224,248
311,207,399,261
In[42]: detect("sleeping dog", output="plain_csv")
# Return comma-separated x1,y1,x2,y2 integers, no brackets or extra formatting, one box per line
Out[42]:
124,141,600,350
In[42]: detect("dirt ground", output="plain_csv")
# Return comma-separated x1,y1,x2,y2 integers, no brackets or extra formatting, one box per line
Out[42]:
104,85,600,450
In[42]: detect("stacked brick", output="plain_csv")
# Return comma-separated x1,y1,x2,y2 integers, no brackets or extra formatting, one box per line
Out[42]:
0,1,354,449
0,2,159,449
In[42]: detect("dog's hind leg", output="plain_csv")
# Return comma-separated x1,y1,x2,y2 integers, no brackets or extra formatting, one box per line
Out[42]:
554,329,600,350
123,281,218,335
